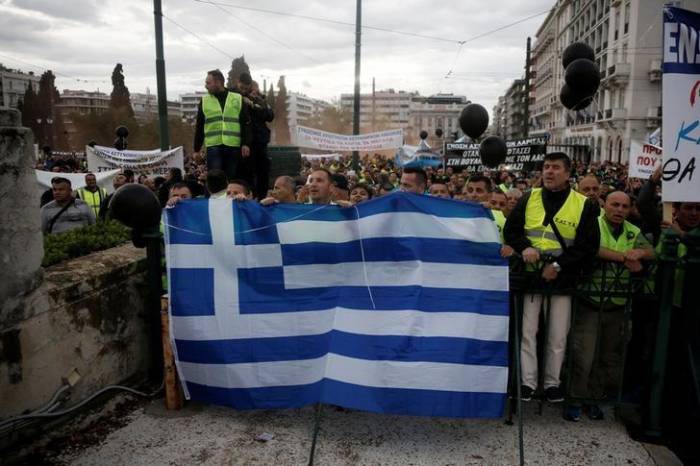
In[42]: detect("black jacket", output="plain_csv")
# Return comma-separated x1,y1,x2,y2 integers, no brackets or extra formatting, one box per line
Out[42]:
247,93,274,146
194,89,252,152
504,185,601,273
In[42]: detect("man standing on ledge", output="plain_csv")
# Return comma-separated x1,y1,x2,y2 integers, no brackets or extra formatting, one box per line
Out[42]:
193,69,252,181
504,152,600,403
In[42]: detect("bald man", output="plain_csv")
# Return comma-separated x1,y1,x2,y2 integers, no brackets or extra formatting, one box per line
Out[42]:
577,175,602,206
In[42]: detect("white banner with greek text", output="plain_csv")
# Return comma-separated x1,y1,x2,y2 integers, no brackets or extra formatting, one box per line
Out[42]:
662,7,700,202
295,126,403,151
629,140,662,179
86,145,184,177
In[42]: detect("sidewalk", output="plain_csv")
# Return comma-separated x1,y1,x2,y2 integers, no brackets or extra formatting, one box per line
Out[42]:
38,395,680,466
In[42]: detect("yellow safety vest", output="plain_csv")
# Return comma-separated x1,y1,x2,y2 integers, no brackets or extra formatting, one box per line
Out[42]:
588,215,640,306
524,188,587,257
77,187,107,217
491,209,506,242
202,92,242,148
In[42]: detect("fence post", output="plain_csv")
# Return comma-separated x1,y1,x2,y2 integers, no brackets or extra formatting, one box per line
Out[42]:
645,230,679,438
681,229,700,408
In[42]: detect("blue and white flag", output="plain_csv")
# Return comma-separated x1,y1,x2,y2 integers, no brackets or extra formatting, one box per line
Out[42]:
164,192,509,418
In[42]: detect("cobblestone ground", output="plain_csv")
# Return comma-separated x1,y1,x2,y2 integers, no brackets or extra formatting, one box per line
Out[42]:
44,397,664,466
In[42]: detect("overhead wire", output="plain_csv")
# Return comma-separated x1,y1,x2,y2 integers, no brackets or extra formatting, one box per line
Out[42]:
161,13,235,60
195,0,324,66
0,52,108,84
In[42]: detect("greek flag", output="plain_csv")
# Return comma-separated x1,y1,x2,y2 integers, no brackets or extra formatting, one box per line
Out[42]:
164,192,509,418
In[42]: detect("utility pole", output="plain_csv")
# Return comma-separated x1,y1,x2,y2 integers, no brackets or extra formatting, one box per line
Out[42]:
523,36,531,138
153,0,170,151
352,0,362,170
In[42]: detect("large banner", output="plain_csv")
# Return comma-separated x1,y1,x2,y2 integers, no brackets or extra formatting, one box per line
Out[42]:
446,137,547,172
629,140,662,179
295,126,403,151
662,6,700,202
35,168,121,196
86,145,184,177
164,193,509,418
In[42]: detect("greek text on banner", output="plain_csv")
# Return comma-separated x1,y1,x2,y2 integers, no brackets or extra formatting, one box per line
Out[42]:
86,145,184,177
295,126,403,151
629,140,662,179
662,6,700,202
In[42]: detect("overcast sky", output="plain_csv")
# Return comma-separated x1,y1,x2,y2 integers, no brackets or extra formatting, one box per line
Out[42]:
1,0,553,114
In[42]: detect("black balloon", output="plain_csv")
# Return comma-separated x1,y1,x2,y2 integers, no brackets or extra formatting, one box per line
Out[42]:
560,84,593,110
459,103,489,140
115,125,129,138
565,58,600,95
562,42,595,69
419,130,428,140
109,183,161,230
479,136,507,168
435,128,443,138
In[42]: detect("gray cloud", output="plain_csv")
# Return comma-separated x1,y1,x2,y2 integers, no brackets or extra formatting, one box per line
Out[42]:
1,0,553,113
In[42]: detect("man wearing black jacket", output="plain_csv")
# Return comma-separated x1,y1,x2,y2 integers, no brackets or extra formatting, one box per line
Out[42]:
504,152,600,403
193,69,252,182
237,74,274,199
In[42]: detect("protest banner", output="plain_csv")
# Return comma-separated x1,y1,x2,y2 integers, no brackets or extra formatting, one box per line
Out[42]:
86,145,184,177
446,137,547,172
295,126,403,152
662,6,700,202
301,153,343,160
629,140,662,179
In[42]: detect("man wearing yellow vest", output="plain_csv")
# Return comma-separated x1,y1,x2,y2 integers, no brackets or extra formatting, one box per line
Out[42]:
193,69,251,181
76,173,107,218
504,152,600,403
565,191,654,422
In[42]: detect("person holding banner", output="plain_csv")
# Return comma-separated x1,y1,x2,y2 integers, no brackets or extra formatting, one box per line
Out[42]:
193,69,251,181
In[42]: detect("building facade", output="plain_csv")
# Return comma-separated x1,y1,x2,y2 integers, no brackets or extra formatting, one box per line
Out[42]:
340,89,415,131
179,91,206,124
55,90,111,146
407,93,467,145
0,66,40,109
286,92,333,129
527,0,665,163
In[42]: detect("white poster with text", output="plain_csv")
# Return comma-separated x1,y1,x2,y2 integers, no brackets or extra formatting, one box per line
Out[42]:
662,7,700,202
295,126,403,152
629,140,662,179
86,145,184,177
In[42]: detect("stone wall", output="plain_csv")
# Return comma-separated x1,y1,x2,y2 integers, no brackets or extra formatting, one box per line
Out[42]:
0,244,150,418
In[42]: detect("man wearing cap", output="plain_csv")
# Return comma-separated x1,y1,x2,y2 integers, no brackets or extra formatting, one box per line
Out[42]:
193,69,252,181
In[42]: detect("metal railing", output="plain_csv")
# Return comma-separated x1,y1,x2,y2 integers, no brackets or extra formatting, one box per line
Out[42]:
505,229,700,447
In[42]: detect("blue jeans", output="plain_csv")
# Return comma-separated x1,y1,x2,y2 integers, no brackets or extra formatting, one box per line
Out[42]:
207,145,242,181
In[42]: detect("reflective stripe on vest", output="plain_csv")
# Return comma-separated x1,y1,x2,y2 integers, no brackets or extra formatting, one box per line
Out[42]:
491,209,506,242
202,92,242,148
588,215,640,306
78,187,105,216
524,188,587,257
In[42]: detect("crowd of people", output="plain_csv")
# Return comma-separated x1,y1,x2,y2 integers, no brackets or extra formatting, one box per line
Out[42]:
35,68,699,433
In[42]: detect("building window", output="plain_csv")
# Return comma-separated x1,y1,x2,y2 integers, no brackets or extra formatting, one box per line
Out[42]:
624,2,630,34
